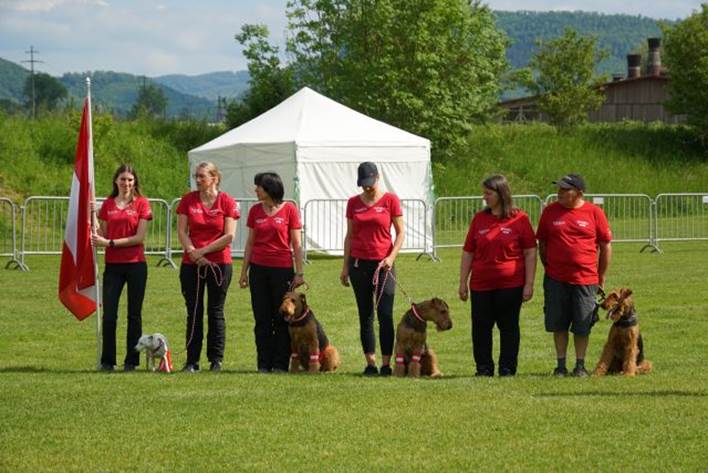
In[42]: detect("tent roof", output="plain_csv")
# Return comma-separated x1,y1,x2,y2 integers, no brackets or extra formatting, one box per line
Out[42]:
191,87,430,152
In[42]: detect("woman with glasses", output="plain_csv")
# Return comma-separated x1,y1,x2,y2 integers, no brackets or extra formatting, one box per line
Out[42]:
176,161,239,373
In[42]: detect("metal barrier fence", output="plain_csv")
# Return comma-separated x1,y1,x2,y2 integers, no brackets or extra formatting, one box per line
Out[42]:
544,193,657,251
432,195,544,259
19,196,172,270
654,193,708,248
302,198,432,259
167,197,298,267
0,198,25,270
8,193,708,270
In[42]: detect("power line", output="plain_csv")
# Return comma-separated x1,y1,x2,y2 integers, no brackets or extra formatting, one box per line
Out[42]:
21,45,44,119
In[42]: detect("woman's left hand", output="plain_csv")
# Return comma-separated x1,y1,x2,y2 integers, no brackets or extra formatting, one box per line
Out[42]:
379,256,395,271
292,273,305,289
91,233,108,248
522,283,534,302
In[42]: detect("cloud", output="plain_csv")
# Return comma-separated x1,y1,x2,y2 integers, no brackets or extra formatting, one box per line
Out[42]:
2,0,108,12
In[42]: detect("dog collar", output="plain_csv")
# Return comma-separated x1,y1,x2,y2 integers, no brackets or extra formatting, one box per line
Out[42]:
288,307,312,326
613,309,638,328
404,304,427,332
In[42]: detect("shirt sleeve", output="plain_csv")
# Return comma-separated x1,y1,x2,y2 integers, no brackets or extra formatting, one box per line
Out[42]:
595,207,612,242
389,194,403,217
518,214,537,249
345,197,354,219
139,198,153,221
536,207,549,241
97,198,109,221
288,203,302,230
462,215,477,253
176,193,190,215
223,193,239,219
246,205,256,229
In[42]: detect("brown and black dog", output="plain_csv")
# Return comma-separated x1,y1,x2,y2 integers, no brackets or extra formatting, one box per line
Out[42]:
593,287,653,377
393,298,452,378
279,292,341,373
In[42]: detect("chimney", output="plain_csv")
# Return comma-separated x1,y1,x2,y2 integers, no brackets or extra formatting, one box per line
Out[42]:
627,54,641,79
612,73,624,82
647,37,662,76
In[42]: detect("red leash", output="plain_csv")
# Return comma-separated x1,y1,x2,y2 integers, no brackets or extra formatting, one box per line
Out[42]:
372,262,423,321
182,263,224,354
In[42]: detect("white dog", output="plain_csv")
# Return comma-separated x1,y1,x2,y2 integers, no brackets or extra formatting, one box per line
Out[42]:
134,333,173,372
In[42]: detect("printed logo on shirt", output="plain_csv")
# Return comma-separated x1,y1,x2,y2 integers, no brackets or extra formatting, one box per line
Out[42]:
107,209,120,216
552,220,565,226
255,218,266,224
207,209,222,216
500,227,512,235
125,209,137,216
354,207,367,213
576,219,589,228
478,228,490,235
374,206,385,213
190,207,204,214
274,217,285,225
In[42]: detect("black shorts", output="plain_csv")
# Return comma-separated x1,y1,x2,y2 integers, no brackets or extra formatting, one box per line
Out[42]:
543,275,597,336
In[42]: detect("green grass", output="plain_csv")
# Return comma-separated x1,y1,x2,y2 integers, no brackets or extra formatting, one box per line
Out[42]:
1,243,707,472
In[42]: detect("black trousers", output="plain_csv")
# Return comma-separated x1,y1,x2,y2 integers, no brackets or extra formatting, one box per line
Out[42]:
180,263,233,365
348,258,395,357
101,262,147,367
248,263,294,371
470,286,524,375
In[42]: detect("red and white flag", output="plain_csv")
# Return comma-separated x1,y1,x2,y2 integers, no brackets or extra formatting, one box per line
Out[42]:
58,98,97,320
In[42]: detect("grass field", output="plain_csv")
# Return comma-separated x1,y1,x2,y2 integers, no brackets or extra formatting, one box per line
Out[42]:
1,244,707,472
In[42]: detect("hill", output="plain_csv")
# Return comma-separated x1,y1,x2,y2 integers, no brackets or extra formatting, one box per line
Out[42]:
154,71,250,101
496,10,665,75
0,57,29,104
60,71,217,119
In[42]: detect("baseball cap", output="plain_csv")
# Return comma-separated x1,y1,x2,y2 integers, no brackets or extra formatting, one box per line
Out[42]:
357,162,379,187
553,174,586,192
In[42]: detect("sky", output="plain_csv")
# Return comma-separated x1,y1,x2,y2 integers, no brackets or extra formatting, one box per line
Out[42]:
0,0,703,77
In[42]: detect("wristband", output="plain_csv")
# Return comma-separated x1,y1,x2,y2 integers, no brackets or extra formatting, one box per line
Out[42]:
295,272,304,277
109,239,115,248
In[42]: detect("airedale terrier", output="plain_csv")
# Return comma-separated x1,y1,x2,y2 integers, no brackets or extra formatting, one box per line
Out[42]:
593,287,653,377
393,298,452,378
279,292,340,373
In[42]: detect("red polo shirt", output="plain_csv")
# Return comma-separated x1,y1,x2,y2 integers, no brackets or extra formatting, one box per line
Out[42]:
176,191,240,264
536,201,612,285
98,196,153,263
247,202,302,268
463,210,537,291
346,193,403,260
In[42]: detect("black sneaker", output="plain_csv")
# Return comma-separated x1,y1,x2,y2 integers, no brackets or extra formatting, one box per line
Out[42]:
553,367,568,377
475,368,494,377
379,365,392,377
209,361,222,372
99,363,114,372
363,365,379,376
499,368,515,377
182,363,200,373
257,367,271,374
571,366,589,377
123,364,137,372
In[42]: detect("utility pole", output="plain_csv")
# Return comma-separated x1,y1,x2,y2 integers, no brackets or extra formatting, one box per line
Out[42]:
22,45,43,119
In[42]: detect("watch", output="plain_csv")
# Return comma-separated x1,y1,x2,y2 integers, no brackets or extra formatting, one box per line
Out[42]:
109,239,115,248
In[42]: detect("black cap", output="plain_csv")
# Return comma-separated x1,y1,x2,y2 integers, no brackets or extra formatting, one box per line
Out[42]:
553,174,586,192
357,162,379,187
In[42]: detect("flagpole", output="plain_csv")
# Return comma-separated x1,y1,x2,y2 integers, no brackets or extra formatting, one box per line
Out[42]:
87,77,102,370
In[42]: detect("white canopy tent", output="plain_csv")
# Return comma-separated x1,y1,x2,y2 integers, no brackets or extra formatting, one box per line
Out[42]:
188,87,434,256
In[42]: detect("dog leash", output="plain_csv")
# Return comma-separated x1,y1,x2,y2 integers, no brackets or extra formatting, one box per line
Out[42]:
372,262,424,322
179,262,224,357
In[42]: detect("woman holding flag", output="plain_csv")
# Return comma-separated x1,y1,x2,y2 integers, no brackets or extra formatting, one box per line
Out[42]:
92,164,152,371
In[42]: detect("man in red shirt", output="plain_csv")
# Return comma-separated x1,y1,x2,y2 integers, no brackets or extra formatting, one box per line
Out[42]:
536,174,612,377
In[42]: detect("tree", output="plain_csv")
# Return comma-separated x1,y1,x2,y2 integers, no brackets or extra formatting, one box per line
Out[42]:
662,5,708,143
227,24,294,128
129,82,168,118
23,72,67,113
526,28,607,127
283,0,508,160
